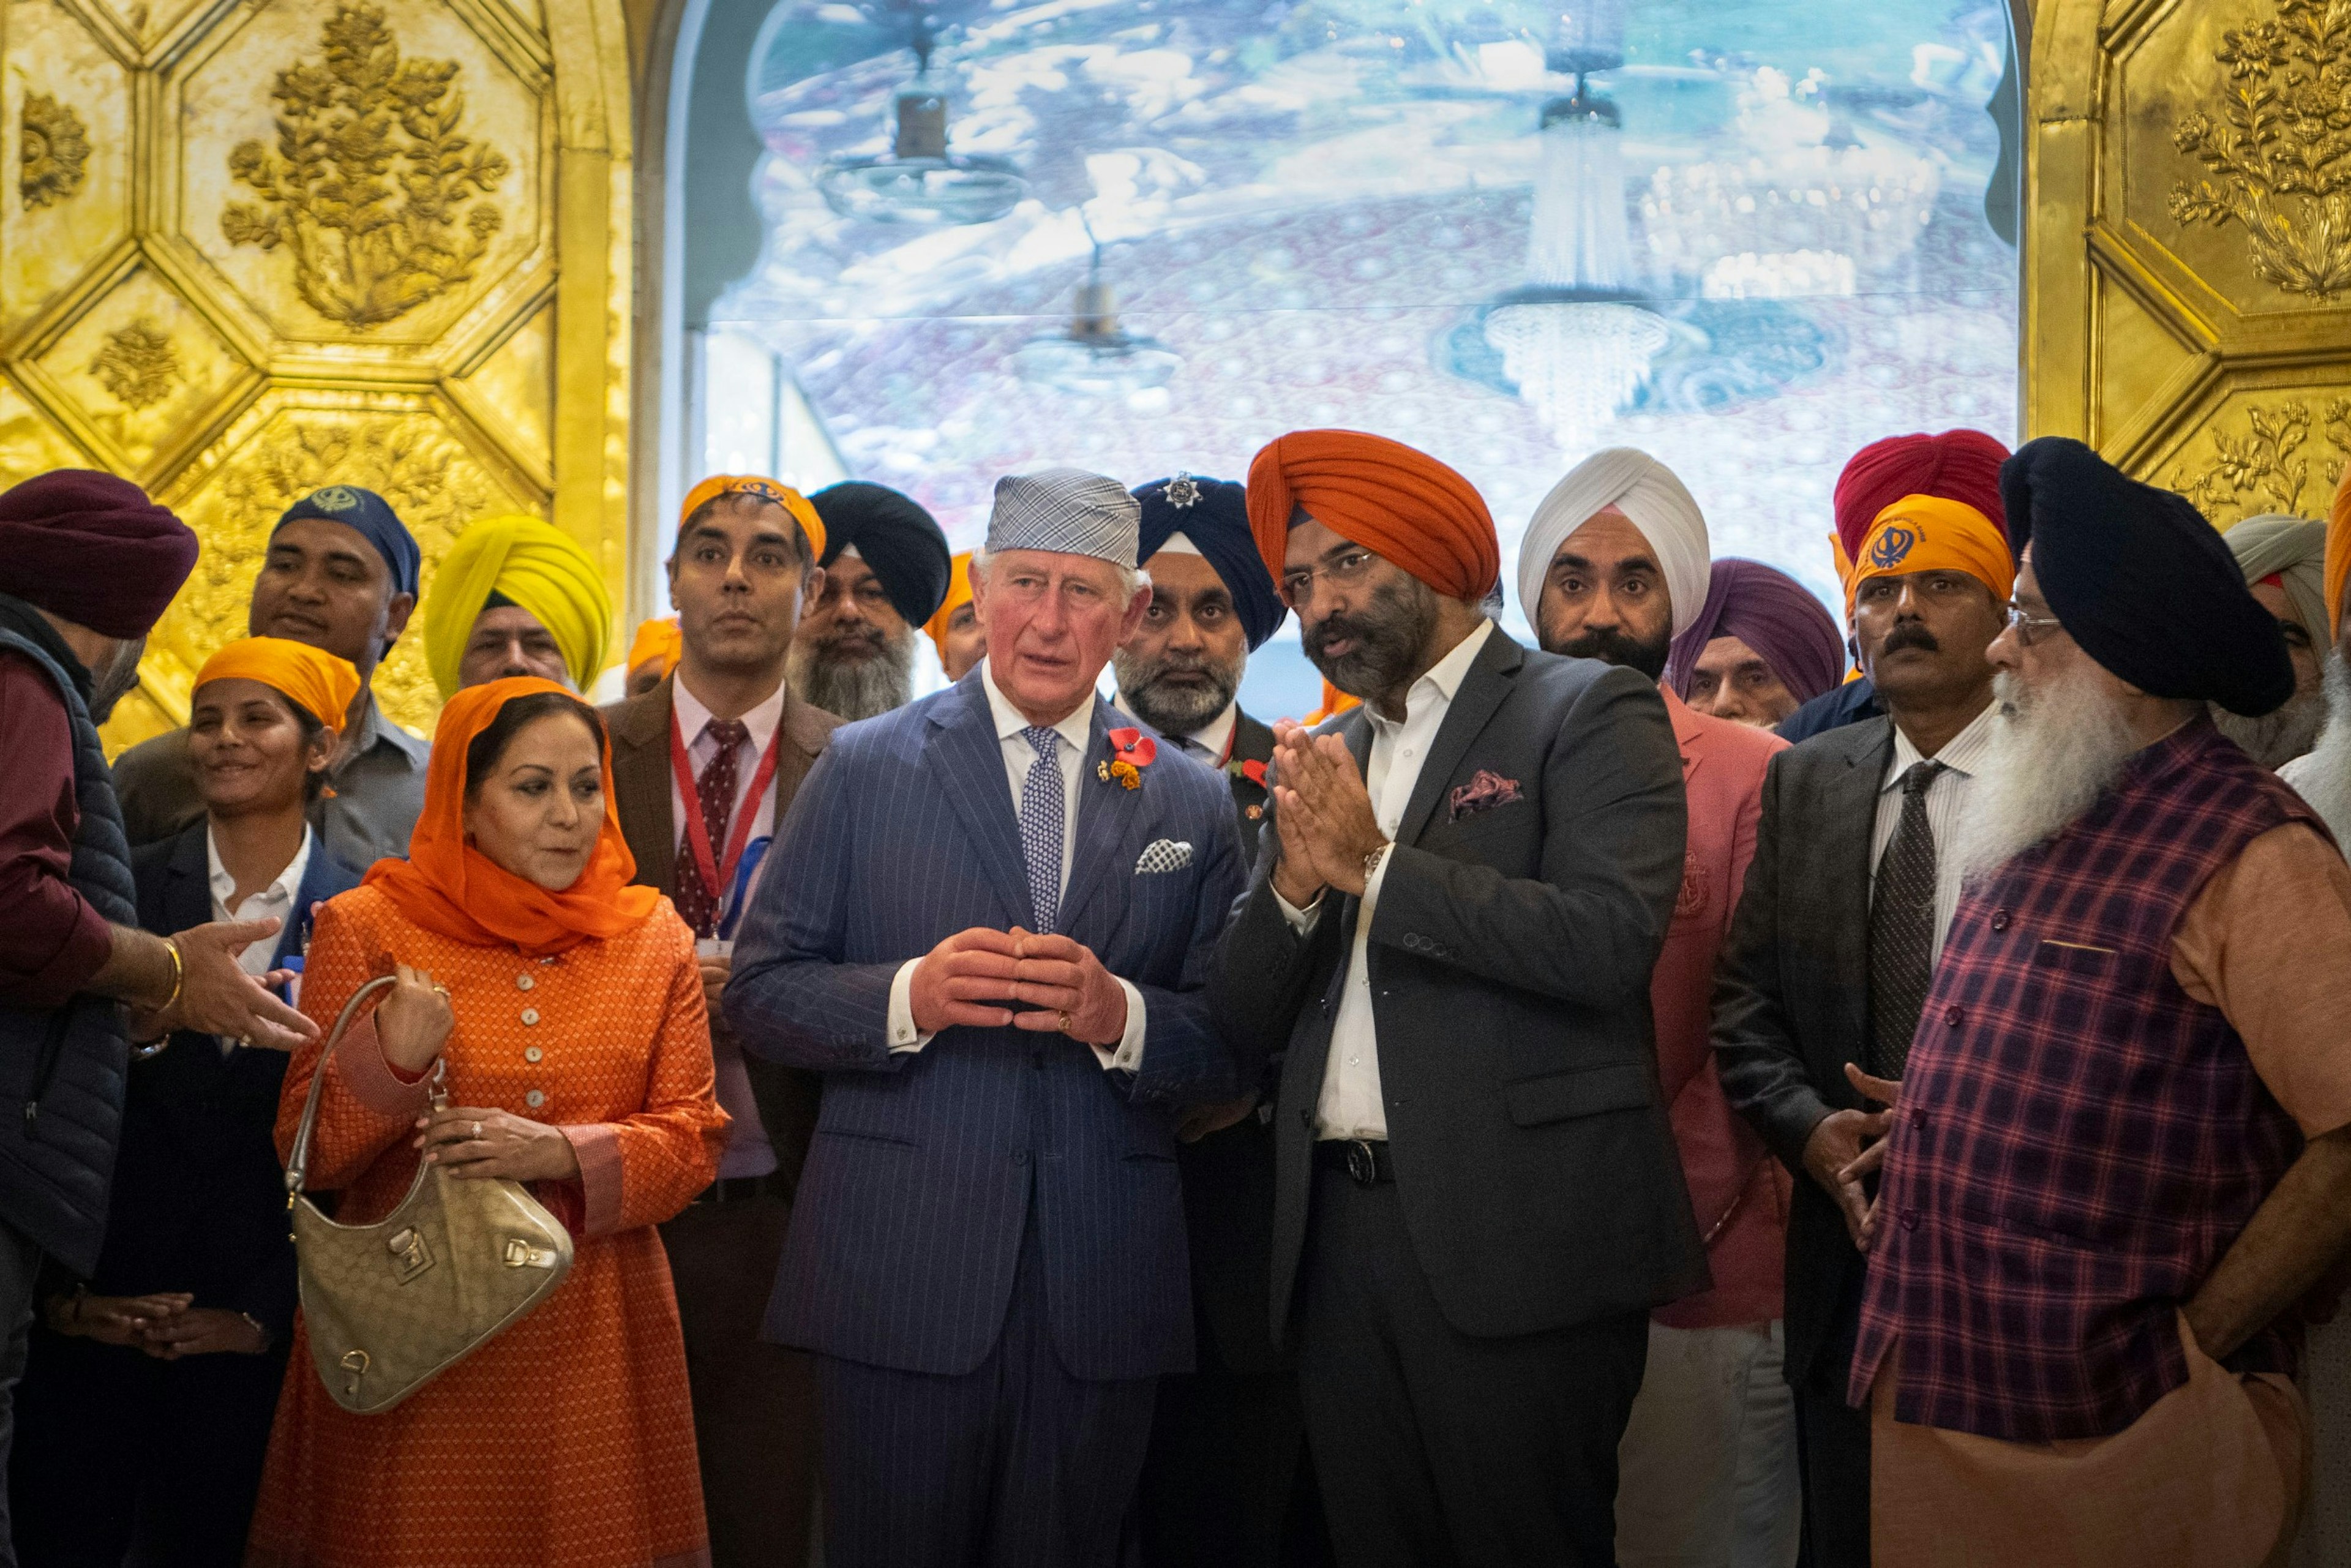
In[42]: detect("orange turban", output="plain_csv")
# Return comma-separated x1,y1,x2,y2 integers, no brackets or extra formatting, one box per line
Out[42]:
1846,493,2015,617
924,552,975,662
679,475,827,565
363,677,662,956
2330,462,2351,639
627,617,681,678
193,637,361,737
1246,430,1498,601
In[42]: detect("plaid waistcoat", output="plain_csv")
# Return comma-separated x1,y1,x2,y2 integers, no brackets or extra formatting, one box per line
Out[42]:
1850,718,2311,1442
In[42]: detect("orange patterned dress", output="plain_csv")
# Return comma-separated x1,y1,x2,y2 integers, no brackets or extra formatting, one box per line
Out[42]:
246,885,727,1568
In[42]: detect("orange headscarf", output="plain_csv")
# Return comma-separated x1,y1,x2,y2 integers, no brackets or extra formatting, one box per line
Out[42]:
2329,462,2351,639
1246,430,1498,602
626,616,681,679
1845,493,2015,618
363,677,662,956
923,551,975,663
193,637,361,736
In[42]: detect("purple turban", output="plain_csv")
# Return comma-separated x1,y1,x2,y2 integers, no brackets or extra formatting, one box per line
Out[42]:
1664,558,1847,706
0,470,198,639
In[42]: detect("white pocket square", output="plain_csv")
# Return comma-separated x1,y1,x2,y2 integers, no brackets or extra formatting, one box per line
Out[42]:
1134,839,1194,874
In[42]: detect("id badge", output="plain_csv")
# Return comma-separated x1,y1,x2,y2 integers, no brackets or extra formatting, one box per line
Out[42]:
697,938,734,961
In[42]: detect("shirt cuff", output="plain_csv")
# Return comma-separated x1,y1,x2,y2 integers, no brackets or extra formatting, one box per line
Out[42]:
558,1123,624,1237
1091,978,1147,1072
886,958,934,1053
335,1016,436,1119
1273,884,1323,936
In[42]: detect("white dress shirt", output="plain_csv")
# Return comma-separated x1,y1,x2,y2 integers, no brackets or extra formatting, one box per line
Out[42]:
1278,618,1496,1139
885,662,1148,1070
670,674,789,915
208,822,312,1056
1870,699,1999,963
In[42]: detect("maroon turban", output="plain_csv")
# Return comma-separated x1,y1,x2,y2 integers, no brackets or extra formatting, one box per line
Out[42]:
1832,430,2011,570
1665,558,1847,705
0,470,198,639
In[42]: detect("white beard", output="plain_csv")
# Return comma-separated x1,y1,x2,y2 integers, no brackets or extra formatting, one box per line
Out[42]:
1950,666,2143,887
2284,648,2351,844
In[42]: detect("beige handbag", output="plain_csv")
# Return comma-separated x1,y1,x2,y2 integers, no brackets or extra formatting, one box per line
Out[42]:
285,973,574,1415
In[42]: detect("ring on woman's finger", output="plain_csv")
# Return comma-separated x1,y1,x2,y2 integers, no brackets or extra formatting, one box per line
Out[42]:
432,985,450,999
471,1120,483,1139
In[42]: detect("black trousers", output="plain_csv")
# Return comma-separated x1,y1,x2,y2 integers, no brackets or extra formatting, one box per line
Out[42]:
1294,1164,1649,1568
1138,1357,1332,1568
1793,1270,1871,1568
10,1321,288,1568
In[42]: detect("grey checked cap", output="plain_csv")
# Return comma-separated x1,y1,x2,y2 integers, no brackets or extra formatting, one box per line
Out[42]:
985,468,1141,569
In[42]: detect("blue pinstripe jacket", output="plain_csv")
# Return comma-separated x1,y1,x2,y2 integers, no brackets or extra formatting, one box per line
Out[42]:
725,671,1253,1380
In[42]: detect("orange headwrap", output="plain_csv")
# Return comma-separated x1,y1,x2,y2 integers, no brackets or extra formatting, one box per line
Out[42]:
1245,430,1498,601
1305,678,1362,726
923,551,975,662
678,475,827,565
362,677,662,956
627,616,681,678
2329,462,2351,639
193,637,361,737
1845,493,2015,617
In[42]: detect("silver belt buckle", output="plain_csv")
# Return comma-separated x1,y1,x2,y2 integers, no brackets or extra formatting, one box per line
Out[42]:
1344,1138,1379,1186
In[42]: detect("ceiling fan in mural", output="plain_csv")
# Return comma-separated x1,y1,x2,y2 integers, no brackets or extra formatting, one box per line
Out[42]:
816,10,1030,226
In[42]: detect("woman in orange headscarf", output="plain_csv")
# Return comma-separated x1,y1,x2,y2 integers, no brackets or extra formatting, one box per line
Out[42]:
247,677,727,1568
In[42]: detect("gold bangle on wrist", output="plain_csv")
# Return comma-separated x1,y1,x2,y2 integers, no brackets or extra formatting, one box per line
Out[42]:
159,937,186,1013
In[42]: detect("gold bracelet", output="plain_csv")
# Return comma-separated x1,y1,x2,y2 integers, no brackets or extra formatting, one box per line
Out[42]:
159,937,185,1013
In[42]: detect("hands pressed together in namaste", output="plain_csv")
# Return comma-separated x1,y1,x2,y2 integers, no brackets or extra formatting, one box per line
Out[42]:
1265,718,1390,911
909,927,1130,1046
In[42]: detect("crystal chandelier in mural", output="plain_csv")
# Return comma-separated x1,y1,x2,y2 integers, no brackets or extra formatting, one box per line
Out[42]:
1014,233,1182,398
817,23,1029,227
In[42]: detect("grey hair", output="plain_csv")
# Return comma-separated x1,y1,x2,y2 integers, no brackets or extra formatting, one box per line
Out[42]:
970,550,1148,604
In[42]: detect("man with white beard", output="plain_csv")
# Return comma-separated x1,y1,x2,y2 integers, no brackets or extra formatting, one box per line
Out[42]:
1845,438,2351,1568
2218,516,2330,770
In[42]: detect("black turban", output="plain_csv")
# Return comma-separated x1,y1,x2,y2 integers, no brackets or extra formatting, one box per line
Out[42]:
808,481,953,628
0,470,198,638
1133,474,1286,651
2000,437,2292,717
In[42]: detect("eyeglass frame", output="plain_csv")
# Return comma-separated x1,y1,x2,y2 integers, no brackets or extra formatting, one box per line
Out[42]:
2003,600,2066,647
1278,545,1381,608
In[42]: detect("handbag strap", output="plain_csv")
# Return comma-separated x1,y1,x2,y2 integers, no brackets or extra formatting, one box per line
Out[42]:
283,973,402,1197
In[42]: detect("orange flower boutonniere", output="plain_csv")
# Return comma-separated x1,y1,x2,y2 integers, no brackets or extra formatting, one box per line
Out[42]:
1097,728,1157,790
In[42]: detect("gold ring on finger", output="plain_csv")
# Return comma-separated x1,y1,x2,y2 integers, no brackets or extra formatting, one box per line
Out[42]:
471,1120,483,1139
1057,1011,1071,1033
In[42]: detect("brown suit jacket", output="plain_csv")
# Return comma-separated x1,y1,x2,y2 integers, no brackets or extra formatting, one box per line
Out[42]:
603,672,843,1197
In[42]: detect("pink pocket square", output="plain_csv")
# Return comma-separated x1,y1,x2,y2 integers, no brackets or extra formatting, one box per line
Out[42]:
1449,770,1523,820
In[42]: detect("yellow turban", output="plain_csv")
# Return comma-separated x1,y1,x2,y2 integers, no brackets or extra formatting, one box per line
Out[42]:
1845,493,2015,617
627,616,681,679
193,636,361,736
923,552,975,664
2329,462,2351,639
425,515,612,700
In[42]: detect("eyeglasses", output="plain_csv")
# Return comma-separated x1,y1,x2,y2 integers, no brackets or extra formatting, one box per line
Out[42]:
1279,547,1379,608
2004,601,2065,647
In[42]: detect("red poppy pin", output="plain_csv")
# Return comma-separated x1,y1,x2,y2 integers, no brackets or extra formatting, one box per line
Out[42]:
1237,758,1268,788
1097,727,1157,790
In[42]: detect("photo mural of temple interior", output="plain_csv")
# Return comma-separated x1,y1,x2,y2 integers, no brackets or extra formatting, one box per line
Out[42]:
664,0,2025,707
0,0,634,750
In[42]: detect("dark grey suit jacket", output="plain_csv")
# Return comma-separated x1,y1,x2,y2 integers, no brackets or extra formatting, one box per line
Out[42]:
1209,628,1708,1344
1711,714,1892,1389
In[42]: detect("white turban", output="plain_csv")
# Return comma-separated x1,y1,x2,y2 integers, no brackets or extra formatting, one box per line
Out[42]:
1518,449,1711,639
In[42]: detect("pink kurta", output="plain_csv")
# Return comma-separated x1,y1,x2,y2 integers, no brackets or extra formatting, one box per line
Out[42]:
247,886,727,1568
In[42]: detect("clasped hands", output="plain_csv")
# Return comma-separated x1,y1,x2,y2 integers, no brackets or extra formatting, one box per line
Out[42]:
46,1291,268,1359
1801,1062,1903,1250
909,927,1128,1047
1267,719,1389,910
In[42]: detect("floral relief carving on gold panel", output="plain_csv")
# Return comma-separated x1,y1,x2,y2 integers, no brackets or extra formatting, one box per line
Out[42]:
219,3,511,331
88,320,182,411
166,415,503,731
2169,0,2351,299
19,92,90,211
2170,397,2351,521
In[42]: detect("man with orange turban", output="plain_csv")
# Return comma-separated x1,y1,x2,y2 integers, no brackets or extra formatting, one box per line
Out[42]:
1215,429,1701,1564
1781,429,2012,743
922,552,984,681
624,617,681,698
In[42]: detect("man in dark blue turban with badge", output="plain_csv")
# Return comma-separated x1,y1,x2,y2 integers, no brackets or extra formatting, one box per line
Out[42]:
1121,473,1332,1568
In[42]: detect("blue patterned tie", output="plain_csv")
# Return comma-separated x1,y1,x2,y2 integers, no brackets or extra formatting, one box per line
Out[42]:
1019,726,1065,934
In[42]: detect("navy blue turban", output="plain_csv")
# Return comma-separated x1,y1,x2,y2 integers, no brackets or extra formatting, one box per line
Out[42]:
809,481,953,628
1133,474,1286,651
2000,437,2292,718
274,486,421,601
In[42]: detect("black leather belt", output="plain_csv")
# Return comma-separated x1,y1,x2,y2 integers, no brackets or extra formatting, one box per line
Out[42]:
691,1172,784,1206
1315,1138,1395,1186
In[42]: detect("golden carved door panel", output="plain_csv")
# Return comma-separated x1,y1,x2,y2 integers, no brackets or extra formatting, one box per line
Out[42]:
0,0,631,746
2027,0,2351,521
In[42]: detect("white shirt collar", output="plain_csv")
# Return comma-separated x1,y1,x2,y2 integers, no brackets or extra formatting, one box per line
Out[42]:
1884,697,2001,792
981,659,1096,756
673,670,786,755
206,821,314,915
1367,619,1496,735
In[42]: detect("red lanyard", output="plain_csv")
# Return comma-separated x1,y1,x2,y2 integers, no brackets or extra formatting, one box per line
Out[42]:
669,710,784,905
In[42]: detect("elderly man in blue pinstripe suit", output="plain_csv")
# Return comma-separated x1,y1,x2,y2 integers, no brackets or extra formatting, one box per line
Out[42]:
727,468,1253,1568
